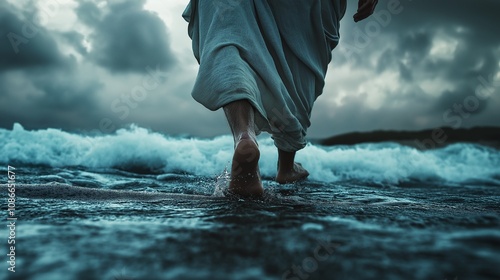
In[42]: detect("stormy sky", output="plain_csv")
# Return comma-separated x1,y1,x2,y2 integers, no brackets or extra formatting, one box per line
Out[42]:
1,0,499,138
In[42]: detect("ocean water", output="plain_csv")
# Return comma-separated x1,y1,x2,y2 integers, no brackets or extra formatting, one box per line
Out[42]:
1,124,499,280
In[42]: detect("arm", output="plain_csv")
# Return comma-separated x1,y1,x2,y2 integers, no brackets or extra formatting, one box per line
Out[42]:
353,0,379,22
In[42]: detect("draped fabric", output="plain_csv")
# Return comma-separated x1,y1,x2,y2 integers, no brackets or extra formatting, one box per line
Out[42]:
183,0,346,152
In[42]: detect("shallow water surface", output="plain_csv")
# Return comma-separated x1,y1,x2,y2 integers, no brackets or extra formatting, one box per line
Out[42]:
1,126,499,279
1,168,499,280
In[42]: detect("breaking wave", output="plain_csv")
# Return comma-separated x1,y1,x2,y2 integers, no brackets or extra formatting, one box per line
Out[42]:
1,123,499,185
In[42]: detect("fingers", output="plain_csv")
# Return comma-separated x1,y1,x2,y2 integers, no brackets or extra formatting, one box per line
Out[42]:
353,0,379,22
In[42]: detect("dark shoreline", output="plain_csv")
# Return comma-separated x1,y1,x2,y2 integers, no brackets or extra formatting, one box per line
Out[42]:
315,126,500,150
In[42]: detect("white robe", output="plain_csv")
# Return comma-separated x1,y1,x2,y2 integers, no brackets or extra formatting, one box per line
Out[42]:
183,0,346,151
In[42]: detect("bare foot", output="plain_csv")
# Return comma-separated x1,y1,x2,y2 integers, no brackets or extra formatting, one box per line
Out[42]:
227,133,264,197
275,162,309,184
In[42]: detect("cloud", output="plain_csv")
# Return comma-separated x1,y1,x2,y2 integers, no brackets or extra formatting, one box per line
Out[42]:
309,0,500,137
60,30,88,55
75,1,102,27
0,0,498,139
0,62,105,131
0,1,65,71
0,1,104,131
77,0,177,73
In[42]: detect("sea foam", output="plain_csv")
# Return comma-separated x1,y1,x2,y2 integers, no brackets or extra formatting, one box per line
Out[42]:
1,123,499,185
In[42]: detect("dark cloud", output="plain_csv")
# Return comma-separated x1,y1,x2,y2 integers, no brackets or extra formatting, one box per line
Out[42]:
319,0,500,137
397,62,412,81
398,31,432,55
433,87,489,116
0,0,498,138
0,1,102,131
30,69,102,108
0,0,180,133
374,31,431,79
60,31,88,55
75,1,102,27
0,64,105,131
0,1,64,71
77,0,177,73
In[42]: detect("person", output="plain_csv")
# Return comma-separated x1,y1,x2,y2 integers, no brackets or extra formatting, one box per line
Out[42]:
183,0,378,197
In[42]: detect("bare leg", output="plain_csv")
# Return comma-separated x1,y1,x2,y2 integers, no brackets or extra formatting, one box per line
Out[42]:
275,149,309,184
223,100,264,197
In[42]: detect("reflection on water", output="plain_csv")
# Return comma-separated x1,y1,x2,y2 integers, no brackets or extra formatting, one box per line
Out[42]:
2,166,499,280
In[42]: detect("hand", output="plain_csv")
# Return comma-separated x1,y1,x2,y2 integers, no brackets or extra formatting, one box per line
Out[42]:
353,0,379,22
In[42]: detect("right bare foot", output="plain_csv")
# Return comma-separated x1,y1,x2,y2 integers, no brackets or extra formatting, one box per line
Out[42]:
275,162,309,184
227,133,264,198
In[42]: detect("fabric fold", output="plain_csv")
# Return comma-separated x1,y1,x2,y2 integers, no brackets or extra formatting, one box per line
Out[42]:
183,0,346,152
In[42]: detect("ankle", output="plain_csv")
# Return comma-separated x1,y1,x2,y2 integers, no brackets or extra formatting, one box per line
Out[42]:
277,161,293,173
277,149,296,172
235,131,257,145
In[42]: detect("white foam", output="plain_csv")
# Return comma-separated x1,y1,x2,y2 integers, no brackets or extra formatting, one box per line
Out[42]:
1,123,499,185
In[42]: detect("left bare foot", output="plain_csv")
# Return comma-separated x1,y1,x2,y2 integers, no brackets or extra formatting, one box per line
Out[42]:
227,133,264,197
